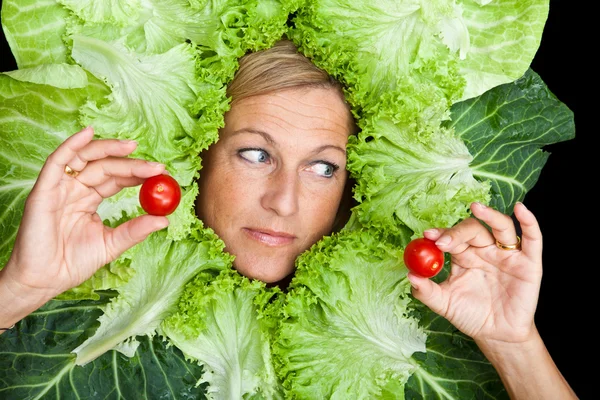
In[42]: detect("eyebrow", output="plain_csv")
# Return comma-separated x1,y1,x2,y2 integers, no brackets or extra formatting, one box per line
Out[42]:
231,128,276,145
230,128,347,155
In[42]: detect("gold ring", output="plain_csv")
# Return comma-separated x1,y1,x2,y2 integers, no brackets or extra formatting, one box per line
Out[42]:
64,165,80,178
495,236,521,251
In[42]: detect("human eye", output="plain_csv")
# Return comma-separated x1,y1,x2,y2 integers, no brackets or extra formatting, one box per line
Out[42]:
306,161,339,178
238,148,270,164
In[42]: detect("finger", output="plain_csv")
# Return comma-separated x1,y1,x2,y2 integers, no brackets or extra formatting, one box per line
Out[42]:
35,126,95,190
406,273,446,315
513,202,542,262
75,157,166,187
66,139,138,172
105,215,169,262
423,228,443,241
94,176,146,199
470,202,520,248
432,217,494,254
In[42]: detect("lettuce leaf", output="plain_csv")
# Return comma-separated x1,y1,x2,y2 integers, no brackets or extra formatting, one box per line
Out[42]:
347,115,490,237
272,229,426,399
72,225,233,366
289,0,548,118
346,67,574,237
162,268,284,399
72,36,211,186
0,0,71,67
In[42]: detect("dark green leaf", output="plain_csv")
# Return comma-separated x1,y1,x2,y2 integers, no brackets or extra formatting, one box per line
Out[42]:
449,69,575,214
0,294,206,399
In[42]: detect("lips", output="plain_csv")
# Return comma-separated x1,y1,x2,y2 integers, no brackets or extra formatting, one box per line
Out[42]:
243,227,296,246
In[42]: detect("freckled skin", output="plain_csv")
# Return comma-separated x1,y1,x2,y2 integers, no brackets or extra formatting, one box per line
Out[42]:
196,88,354,283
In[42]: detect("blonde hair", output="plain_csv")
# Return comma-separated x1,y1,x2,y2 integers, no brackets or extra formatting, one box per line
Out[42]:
227,39,346,105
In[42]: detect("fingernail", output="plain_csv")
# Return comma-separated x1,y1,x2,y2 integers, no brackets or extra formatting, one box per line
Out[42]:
407,274,419,290
474,202,486,209
155,218,170,230
120,139,137,145
517,201,527,210
424,228,438,235
436,236,451,246
146,161,164,167
79,126,93,135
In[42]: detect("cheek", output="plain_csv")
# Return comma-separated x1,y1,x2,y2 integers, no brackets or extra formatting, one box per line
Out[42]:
302,181,345,236
197,165,253,230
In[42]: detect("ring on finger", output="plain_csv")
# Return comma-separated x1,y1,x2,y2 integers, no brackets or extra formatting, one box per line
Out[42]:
495,236,521,251
64,164,81,178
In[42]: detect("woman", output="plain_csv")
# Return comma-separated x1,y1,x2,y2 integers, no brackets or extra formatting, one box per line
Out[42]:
0,40,577,399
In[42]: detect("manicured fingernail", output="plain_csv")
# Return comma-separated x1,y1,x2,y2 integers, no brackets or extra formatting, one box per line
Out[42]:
146,161,164,167
436,236,451,246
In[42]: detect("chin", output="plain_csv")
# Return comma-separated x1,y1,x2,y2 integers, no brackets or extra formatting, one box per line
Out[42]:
232,257,295,284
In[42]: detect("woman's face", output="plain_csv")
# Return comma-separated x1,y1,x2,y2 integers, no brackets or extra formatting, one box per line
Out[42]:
196,87,354,283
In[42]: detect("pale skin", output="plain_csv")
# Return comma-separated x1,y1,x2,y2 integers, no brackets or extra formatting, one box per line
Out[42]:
0,89,577,399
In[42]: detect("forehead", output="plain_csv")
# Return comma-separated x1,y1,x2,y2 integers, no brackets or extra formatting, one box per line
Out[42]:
222,87,354,145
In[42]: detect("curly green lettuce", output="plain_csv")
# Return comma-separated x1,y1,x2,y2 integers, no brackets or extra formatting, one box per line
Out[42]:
272,228,427,399
162,268,284,399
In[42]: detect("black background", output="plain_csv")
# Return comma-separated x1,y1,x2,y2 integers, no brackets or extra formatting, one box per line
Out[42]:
0,1,590,398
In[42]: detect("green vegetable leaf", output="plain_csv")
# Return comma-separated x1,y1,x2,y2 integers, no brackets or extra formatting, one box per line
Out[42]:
1,63,88,88
347,115,491,237
289,0,464,127
72,227,233,366
289,0,549,117
0,0,70,67
273,229,426,399
72,36,210,186
456,1,548,102
0,294,208,399
162,268,284,399
449,68,576,213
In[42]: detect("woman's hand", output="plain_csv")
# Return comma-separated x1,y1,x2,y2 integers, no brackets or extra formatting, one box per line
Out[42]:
407,201,542,345
1,126,170,306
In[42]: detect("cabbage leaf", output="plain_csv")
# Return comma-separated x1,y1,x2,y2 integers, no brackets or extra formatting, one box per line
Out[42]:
0,294,208,399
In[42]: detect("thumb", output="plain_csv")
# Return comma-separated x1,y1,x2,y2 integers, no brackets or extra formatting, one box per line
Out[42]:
105,215,169,261
407,273,446,316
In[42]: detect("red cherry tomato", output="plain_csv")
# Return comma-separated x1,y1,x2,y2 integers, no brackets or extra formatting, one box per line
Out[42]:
139,174,181,216
403,237,445,278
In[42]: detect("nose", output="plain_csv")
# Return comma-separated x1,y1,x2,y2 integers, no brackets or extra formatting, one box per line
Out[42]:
260,169,300,217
